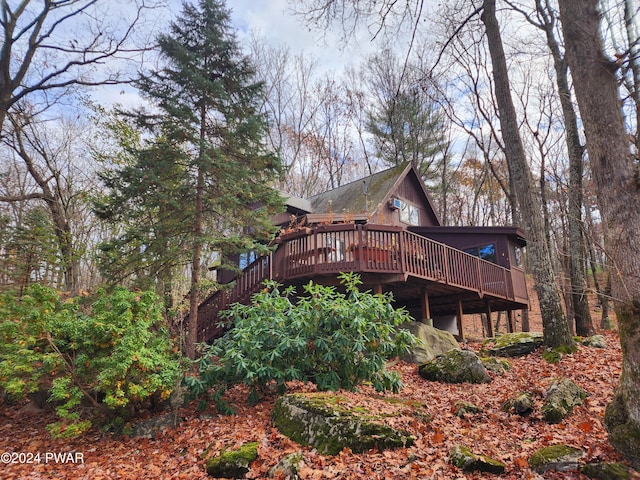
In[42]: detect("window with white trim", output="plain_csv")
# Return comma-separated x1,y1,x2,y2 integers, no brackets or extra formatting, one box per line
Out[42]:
399,200,420,225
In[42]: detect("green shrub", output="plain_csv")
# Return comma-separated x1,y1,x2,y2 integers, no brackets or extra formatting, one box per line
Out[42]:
0,285,185,437
185,273,417,411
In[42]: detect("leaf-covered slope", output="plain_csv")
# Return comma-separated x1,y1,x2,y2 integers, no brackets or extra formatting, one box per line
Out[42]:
0,331,630,479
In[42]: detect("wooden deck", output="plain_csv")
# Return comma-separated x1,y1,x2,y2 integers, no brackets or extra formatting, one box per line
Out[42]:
195,224,529,343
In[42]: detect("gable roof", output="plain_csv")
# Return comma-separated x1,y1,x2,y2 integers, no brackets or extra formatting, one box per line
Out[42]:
308,163,409,215
278,162,442,226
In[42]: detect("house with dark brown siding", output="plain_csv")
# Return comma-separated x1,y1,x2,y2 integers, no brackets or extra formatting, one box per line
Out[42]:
196,163,529,343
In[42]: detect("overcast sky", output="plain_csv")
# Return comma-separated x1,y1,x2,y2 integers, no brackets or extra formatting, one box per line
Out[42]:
227,0,377,73
97,0,390,108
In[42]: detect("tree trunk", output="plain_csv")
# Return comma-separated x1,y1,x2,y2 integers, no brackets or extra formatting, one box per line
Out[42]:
535,0,594,336
187,166,204,360
49,201,78,293
481,0,573,348
187,98,209,360
559,0,640,468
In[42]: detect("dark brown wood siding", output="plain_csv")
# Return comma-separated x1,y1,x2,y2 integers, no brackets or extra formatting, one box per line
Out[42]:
380,173,439,227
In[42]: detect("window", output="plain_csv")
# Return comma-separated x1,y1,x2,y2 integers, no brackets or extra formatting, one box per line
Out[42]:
399,200,420,225
510,243,523,267
239,250,257,270
464,243,497,264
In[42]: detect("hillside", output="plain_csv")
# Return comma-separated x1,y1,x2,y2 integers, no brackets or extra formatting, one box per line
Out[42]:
1,325,633,479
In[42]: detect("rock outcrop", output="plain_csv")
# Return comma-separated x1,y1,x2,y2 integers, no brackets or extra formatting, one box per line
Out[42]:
542,378,586,423
450,445,505,474
418,349,491,384
206,442,259,478
268,452,304,479
482,332,544,357
481,356,512,374
272,393,414,455
528,444,583,473
399,321,459,364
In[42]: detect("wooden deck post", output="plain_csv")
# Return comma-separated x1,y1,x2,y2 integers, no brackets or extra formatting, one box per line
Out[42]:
484,300,494,338
420,287,431,324
507,310,516,333
456,299,465,340
373,284,383,295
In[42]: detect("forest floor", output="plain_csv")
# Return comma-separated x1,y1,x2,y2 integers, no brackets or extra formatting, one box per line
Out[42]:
1,292,638,479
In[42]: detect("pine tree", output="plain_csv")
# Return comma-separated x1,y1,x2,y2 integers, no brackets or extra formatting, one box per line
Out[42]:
95,0,282,358
365,49,450,184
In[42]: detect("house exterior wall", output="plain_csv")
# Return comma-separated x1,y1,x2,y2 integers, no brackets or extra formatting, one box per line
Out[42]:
378,173,440,227
410,230,523,270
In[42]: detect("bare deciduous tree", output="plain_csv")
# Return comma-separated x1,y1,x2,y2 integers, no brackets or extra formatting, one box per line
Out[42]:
0,0,154,135
559,0,640,468
480,0,573,348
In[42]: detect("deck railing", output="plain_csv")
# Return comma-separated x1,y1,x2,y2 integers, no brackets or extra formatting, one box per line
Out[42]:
196,224,527,342
196,254,271,342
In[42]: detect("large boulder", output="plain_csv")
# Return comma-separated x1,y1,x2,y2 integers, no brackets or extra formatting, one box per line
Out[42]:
399,321,460,364
528,444,583,473
272,393,414,455
482,332,544,357
542,378,587,423
418,349,491,384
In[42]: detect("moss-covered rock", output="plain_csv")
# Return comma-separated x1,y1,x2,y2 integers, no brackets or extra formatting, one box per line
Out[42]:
581,461,632,479
542,378,586,423
206,441,259,478
481,356,512,374
450,445,505,474
399,321,460,364
482,332,544,357
268,452,304,479
582,335,608,348
454,401,483,418
502,392,534,416
418,349,491,384
272,393,414,455
528,444,583,473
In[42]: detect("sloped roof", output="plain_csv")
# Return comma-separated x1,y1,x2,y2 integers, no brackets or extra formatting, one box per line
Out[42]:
309,163,410,215
279,190,313,214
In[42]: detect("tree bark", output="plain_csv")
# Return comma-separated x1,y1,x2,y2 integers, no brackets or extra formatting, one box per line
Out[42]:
534,0,594,336
559,0,640,468
187,166,204,360
481,0,573,348
187,98,208,360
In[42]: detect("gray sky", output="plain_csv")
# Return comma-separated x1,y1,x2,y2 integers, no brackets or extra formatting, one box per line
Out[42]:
227,0,378,73
95,0,402,110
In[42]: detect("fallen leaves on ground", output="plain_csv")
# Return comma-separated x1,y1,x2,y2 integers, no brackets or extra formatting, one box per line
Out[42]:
1,329,634,479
